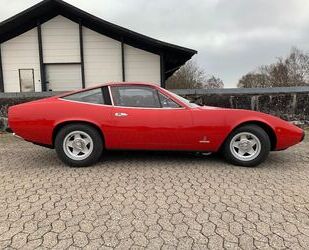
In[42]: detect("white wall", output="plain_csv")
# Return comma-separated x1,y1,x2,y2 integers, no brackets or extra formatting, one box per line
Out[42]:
45,64,82,91
1,28,41,92
83,27,122,87
42,15,80,63
83,27,161,87
124,44,161,85
0,15,162,92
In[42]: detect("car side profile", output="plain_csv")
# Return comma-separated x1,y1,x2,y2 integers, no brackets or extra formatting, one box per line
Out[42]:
8,82,304,167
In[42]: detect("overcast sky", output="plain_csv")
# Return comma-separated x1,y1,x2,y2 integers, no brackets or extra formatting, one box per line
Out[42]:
1,0,309,87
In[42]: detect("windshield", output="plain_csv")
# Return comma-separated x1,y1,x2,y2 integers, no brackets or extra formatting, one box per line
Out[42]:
168,91,200,108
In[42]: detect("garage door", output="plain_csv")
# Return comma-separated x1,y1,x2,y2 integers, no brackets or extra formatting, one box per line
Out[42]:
45,64,82,91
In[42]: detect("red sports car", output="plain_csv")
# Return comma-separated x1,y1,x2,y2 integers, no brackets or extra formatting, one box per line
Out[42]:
8,82,304,167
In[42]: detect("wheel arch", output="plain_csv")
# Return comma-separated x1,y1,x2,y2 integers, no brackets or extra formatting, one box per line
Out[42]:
52,120,105,148
220,120,277,151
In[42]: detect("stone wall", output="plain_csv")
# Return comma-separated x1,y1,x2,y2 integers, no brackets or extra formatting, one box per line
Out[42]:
0,87,309,131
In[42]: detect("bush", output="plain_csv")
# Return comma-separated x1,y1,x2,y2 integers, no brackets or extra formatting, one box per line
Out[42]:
0,104,8,118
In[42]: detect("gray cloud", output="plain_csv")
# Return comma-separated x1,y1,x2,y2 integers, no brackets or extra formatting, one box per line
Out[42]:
1,0,309,87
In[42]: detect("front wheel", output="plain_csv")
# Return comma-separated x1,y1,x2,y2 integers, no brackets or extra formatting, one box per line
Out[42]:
55,124,103,167
223,125,271,167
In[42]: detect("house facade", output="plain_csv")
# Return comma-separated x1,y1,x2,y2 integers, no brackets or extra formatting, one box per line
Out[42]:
0,0,196,93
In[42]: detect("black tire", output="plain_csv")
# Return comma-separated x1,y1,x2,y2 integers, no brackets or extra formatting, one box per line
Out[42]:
55,124,103,167
222,125,271,167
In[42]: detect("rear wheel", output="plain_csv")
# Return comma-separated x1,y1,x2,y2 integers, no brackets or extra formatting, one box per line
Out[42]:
223,125,271,167
55,124,103,167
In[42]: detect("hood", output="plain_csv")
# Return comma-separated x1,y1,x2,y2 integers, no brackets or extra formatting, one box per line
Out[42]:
197,105,289,124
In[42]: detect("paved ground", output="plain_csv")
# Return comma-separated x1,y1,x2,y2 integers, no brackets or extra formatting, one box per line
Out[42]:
0,133,309,250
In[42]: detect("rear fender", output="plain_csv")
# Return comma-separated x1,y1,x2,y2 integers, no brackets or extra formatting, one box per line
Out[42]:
52,119,104,147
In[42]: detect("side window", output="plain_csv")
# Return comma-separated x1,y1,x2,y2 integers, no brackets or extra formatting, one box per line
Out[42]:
63,87,109,105
111,86,161,108
158,92,181,108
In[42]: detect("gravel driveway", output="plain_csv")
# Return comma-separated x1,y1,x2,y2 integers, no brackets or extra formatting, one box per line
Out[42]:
0,133,309,249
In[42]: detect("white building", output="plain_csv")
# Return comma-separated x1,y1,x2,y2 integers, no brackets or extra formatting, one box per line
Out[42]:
0,0,196,93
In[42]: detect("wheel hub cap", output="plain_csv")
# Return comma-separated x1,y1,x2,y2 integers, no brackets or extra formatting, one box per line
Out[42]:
239,140,252,152
63,131,94,161
73,139,85,150
230,132,261,162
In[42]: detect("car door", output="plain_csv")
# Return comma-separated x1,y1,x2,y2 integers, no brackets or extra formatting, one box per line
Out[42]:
107,85,194,150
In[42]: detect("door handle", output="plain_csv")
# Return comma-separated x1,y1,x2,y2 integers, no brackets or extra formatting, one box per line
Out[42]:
115,112,128,117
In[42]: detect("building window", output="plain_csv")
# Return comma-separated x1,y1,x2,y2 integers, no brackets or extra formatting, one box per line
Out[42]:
19,69,35,92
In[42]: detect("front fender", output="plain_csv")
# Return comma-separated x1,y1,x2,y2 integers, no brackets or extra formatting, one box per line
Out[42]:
222,110,303,151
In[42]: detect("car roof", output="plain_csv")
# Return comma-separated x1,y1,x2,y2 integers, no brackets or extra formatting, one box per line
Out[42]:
101,82,159,87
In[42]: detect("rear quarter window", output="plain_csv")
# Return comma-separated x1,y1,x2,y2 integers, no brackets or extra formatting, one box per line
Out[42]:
62,87,111,105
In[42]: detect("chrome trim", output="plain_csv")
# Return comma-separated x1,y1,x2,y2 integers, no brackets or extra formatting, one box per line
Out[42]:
199,140,210,144
111,105,186,110
115,112,128,117
59,98,186,110
59,98,112,107
108,86,115,106
199,136,210,144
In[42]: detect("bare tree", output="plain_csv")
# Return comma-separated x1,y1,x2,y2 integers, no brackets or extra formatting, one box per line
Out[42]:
285,47,309,85
166,61,205,89
166,60,224,89
238,73,269,88
205,76,224,89
262,60,290,87
238,47,309,88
